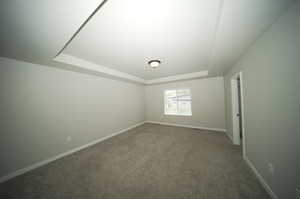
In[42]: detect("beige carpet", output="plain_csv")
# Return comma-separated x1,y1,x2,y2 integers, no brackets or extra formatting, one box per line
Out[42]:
0,123,270,199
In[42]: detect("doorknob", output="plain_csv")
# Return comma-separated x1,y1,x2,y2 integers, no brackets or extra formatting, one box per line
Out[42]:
236,113,240,117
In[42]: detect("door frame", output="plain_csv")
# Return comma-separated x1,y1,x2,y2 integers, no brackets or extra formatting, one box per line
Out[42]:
230,71,246,158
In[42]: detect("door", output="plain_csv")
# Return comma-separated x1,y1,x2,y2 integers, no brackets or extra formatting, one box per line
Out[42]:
237,78,243,139
231,77,241,145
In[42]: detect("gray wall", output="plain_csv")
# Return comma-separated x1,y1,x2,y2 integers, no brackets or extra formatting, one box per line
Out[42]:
145,77,226,131
224,2,300,199
0,57,145,178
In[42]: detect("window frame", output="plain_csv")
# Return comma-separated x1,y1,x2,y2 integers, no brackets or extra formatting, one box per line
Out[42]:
164,88,192,116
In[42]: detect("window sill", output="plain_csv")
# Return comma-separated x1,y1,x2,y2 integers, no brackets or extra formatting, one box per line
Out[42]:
164,113,192,116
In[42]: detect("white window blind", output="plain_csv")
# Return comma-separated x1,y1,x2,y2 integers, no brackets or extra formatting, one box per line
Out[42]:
164,89,192,116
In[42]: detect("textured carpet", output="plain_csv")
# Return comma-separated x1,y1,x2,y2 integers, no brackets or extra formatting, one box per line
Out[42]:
0,123,270,199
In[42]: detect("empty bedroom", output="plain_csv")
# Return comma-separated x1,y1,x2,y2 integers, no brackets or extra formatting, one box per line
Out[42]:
0,0,299,199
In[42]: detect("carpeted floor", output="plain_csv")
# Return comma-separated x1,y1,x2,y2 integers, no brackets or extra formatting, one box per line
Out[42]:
0,123,270,199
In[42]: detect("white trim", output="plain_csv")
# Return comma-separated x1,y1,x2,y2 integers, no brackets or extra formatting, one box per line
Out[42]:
54,53,208,85
146,71,208,84
164,113,192,116
145,121,226,133
0,121,146,183
225,132,234,143
244,156,279,199
54,53,146,84
230,71,246,159
239,71,246,159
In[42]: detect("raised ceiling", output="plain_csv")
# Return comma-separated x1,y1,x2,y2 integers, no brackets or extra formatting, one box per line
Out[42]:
62,0,221,80
0,0,102,63
0,0,295,84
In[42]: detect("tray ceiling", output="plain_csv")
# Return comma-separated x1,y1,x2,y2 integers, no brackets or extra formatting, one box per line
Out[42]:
61,0,221,80
0,0,294,84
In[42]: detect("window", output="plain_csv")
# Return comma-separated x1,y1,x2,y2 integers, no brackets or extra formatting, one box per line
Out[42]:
164,89,192,116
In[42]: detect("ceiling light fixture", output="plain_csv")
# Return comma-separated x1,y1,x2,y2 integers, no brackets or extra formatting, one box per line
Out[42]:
148,60,161,68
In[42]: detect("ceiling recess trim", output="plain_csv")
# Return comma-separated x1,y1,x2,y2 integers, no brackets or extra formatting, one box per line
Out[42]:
145,71,209,84
54,53,208,85
54,53,146,84
55,0,108,57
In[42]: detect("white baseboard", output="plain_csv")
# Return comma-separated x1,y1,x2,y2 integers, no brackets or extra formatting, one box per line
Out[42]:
225,132,234,143
244,156,278,199
0,121,146,183
145,121,226,133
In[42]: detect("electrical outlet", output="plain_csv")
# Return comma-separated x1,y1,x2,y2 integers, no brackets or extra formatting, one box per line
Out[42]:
66,136,72,142
267,163,275,175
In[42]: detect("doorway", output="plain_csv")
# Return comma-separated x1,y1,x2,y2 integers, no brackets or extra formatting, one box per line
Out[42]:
230,71,246,157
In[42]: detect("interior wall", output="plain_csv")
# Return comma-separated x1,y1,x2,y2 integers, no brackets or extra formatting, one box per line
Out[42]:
0,57,145,178
145,77,226,131
224,2,300,198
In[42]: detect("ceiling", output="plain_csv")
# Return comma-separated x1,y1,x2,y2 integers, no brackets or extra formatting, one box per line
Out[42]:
0,0,295,84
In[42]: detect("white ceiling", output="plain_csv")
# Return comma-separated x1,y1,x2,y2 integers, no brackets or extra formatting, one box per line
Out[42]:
209,0,295,75
0,0,102,62
0,0,295,84
63,0,221,80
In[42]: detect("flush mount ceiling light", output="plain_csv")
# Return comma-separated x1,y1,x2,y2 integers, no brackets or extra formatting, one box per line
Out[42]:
148,60,161,68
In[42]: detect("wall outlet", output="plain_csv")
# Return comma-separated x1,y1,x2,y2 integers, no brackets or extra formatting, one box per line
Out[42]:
296,188,300,199
66,136,72,142
267,163,275,175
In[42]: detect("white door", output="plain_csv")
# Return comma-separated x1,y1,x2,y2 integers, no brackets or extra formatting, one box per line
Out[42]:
231,78,241,145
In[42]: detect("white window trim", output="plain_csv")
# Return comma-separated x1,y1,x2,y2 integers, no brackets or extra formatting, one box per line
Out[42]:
164,88,192,116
